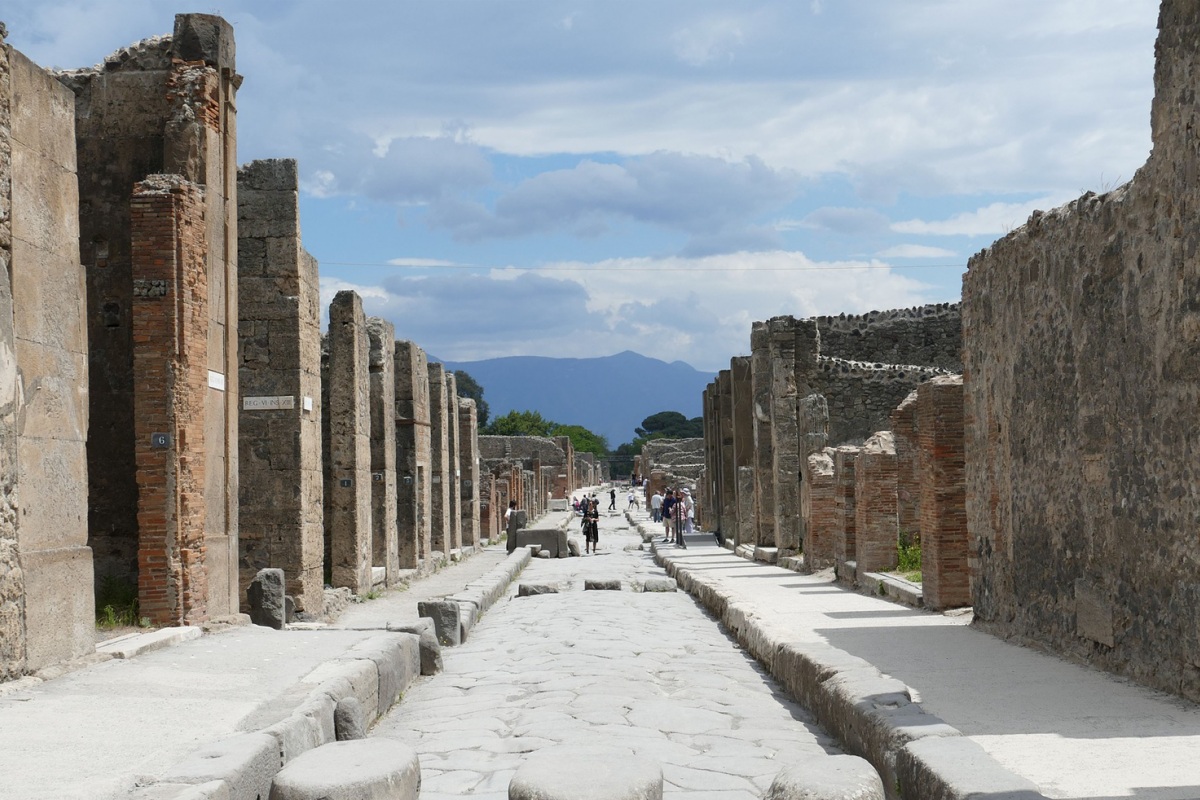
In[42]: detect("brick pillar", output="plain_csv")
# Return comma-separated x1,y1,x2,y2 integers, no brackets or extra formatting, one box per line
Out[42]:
832,445,860,579
427,362,450,558
327,291,372,593
393,340,431,571
367,318,398,585
918,376,969,610
730,356,754,547
805,449,836,570
750,322,775,547
131,176,210,625
891,390,920,545
459,398,481,548
236,158,324,613
854,432,898,574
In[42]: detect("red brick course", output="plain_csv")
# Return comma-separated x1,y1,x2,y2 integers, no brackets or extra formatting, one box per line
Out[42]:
918,376,969,610
854,432,899,573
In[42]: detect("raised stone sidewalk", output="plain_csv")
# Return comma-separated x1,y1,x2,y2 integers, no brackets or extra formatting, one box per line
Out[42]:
631,510,1200,800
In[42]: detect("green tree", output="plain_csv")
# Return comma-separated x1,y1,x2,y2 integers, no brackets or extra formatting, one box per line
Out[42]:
633,410,703,440
482,409,557,437
453,370,489,428
550,424,609,458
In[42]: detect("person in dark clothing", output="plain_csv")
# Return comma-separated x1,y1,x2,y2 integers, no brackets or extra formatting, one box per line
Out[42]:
583,497,600,554
661,489,677,543
608,488,617,511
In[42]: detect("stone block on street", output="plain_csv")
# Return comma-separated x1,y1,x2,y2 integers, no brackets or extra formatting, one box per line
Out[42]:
518,583,559,597
247,568,286,630
269,739,421,800
334,697,366,741
641,578,677,592
417,600,461,646
387,619,442,675
764,755,885,800
161,733,278,800
584,578,623,591
509,749,662,800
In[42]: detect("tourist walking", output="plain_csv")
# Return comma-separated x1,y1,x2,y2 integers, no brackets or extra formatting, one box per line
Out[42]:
650,489,663,522
627,490,638,510
608,488,617,511
673,489,687,548
583,497,600,554
682,489,695,535
661,489,676,542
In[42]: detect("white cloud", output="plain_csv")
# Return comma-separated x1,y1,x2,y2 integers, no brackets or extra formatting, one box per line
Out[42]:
800,207,892,236
876,244,958,259
891,195,1072,237
672,17,746,66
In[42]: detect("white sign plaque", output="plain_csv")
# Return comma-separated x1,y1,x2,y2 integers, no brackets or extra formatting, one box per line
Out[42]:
243,395,296,411
207,370,226,391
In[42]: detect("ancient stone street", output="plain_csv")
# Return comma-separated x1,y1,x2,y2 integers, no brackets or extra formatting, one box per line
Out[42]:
370,507,843,800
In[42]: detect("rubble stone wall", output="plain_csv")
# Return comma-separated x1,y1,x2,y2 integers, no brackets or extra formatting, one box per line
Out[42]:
813,357,947,447
816,303,962,371
962,0,1200,700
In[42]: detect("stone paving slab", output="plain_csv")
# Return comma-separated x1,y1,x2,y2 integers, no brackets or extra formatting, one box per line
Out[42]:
371,511,856,800
641,512,1200,800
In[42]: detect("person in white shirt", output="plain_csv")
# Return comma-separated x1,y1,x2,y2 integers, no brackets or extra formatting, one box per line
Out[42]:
650,491,663,522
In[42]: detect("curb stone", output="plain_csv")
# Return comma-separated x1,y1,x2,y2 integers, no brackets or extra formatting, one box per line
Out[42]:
636,516,1049,800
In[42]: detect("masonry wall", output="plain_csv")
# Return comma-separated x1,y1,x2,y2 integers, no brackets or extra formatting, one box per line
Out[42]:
458,399,480,548
427,362,450,558
444,371,461,552
367,318,397,584
750,323,775,547
63,14,240,616
962,0,1200,700
326,291,371,593
813,357,946,447
805,449,836,570
729,357,754,547
1,39,95,674
236,158,323,613
393,340,431,570
853,432,898,574
832,445,859,575
918,376,969,611
890,391,920,542
816,303,962,372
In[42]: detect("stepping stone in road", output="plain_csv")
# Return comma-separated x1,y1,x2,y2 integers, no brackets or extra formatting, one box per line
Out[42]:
518,583,559,597
509,748,662,800
584,578,622,591
269,739,420,800
764,755,885,800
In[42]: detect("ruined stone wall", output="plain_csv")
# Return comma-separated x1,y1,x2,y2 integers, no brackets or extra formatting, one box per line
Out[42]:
427,362,450,558
813,357,947,447
478,435,567,467
458,399,480,547
551,435,574,499
236,158,323,612
1,37,95,674
853,432,898,574
918,376,969,611
805,449,836,570
832,446,859,575
444,372,461,552
815,303,962,372
62,14,240,615
962,0,1200,700
393,340,431,570
890,391,920,541
729,357,754,547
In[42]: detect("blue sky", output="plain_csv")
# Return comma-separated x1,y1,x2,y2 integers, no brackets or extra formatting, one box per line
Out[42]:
5,1,1159,370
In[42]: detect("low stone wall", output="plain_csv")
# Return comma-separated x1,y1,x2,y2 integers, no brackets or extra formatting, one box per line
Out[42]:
816,303,962,372
814,357,948,447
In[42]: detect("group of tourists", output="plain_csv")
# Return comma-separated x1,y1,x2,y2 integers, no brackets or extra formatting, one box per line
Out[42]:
648,487,693,548
575,493,601,554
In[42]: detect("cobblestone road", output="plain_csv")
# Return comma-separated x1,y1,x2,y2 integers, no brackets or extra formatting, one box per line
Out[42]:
371,506,842,799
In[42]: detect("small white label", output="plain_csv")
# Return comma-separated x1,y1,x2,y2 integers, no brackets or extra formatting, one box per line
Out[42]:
244,395,296,411
208,371,226,391
303,396,314,412
432,475,442,484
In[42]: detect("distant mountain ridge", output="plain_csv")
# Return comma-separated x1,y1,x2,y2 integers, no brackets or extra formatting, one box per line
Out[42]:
436,350,716,446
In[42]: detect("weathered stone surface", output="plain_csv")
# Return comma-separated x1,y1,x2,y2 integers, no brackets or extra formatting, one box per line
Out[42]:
816,303,962,372
567,538,581,557
268,739,421,800
896,738,1047,800
509,750,662,800
514,527,569,558
854,432,898,574
764,755,885,800
386,618,442,676
366,318,399,586
917,376,968,612
246,568,285,630
427,362,452,557
417,600,461,646
393,341,431,571
333,696,365,741
641,578,677,593
161,733,277,800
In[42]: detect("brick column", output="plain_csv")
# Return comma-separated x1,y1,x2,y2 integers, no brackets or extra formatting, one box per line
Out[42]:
131,176,210,625
918,375,969,610
393,340,431,571
891,390,920,545
730,356,754,547
832,445,860,579
367,318,398,584
327,291,372,593
854,432,898,574
805,449,836,570
750,323,775,547
459,399,481,548
427,362,451,559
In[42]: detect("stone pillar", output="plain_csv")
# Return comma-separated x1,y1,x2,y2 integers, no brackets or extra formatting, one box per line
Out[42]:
891,391,920,545
236,159,324,613
832,445,861,578
130,176,211,624
393,341,431,571
367,318,398,585
2,43,95,672
730,356,754,547
427,362,451,559
767,316,820,554
854,432,898,574
750,322,775,547
918,376,969,610
805,449,837,571
702,383,716,528
458,399,481,548
717,370,737,541
326,291,372,593
445,372,462,553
